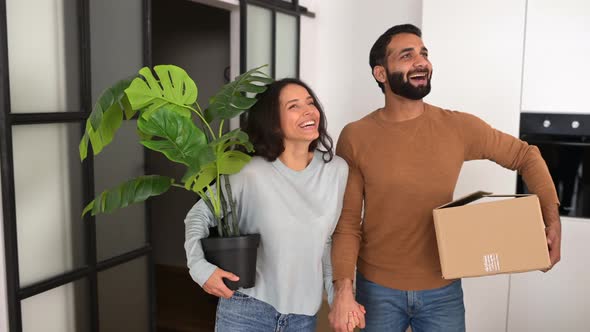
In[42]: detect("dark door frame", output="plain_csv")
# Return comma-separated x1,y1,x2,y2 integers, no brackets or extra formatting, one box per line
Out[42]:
0,0,156,331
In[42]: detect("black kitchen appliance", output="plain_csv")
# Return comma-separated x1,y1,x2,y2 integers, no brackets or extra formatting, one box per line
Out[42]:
517,113,590,218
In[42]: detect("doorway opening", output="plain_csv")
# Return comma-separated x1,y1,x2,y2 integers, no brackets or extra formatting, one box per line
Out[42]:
149,0,232,330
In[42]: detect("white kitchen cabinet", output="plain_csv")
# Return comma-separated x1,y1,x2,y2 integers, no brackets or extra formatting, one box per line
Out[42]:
422,0,526,199
422,1,527,330
423,1,590,331
521,0,590,114
507,218,590,331
462,275,511,332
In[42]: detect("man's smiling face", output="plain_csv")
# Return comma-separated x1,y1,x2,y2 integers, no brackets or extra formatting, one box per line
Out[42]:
382,33,433,100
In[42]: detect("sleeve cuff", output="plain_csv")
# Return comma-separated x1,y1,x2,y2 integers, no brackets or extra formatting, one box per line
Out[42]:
189,260,217,287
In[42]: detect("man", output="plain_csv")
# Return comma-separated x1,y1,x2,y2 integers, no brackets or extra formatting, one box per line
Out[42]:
328,24,561,332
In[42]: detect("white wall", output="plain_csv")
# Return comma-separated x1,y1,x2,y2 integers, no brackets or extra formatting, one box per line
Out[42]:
422,0,526,198
299,0,423,142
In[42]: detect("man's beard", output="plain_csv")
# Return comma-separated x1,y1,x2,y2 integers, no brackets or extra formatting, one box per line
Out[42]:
387,69,432,100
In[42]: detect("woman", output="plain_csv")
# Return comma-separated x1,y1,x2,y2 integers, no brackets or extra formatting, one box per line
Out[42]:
184,78,353,331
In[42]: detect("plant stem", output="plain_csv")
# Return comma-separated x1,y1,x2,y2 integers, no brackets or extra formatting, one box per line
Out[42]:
215,161,223,235
218,120,225,139
219,183,230,236
224,175,240,236
205,185,223,237
199,194,221,236
191,102,216,139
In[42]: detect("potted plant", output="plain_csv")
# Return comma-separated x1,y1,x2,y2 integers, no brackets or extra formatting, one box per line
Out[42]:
79,64,272,289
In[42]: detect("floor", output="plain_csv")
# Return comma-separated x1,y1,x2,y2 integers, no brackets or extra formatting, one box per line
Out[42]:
156,264,218,332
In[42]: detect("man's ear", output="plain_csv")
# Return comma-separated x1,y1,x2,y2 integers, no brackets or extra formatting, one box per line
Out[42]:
373,65,387,84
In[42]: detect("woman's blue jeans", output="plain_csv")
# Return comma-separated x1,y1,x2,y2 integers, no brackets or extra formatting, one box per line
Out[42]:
356,272,466,332
215,291,317,332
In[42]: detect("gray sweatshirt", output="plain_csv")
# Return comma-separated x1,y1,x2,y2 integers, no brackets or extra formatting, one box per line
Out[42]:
184,151,348,315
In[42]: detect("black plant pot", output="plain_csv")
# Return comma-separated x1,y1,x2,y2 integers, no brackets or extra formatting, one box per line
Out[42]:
201,233,261,290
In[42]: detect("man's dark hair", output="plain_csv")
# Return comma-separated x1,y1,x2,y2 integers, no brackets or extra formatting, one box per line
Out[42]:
369,24,422,92
244,78,334,162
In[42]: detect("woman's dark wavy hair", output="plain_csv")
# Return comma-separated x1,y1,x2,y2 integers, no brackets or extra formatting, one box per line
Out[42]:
244,78,334,162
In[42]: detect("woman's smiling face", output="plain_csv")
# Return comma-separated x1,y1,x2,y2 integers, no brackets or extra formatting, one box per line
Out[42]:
278,83,320,144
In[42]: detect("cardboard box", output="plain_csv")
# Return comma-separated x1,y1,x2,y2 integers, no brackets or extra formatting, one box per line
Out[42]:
433,191,551,279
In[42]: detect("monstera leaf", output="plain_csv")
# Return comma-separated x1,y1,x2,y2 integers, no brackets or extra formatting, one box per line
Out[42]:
80,78,135,160
125,65,197,119
82,175,173,216
211,128,254,152
218,150,252,175
205,65,272,122
181,128,252,192
187,162,218,194
137,108,212,166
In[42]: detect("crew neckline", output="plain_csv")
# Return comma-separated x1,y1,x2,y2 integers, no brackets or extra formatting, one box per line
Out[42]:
374,103,430,126
272,150,321,178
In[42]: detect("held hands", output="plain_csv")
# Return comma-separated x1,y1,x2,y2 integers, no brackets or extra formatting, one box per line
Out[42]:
202,267,239,299
345,310,366,332
329,279,366,332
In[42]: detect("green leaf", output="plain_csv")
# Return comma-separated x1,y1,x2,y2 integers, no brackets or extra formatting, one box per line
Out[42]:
86,124,102,155
218,150,252,175
137,108,208,166
205,65,272,122
82,105,124,157
82,175,173,216
136,126,152,141
180,146,216,188
80,77,134,160
79,133,90,160
236,82,268,94
125,65,197,119
100,103,124,143
190,164,217,194
121,94,136,120
209,128,246,144
222,140,254,153
181,170,196,190
209,128,254,154
108,79,136,118
82,201,94,217
89,90,111,130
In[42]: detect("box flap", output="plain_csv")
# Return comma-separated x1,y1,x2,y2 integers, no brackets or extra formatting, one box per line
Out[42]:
436,191,493,209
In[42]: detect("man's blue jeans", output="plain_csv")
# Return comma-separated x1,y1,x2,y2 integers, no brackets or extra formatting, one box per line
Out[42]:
356,272,466,332
215,291,317,332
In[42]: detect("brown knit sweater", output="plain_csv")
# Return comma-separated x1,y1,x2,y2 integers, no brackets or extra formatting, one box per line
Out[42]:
332,104,559,290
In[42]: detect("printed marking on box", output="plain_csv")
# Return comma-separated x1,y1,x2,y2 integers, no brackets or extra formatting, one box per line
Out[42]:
483,253,500,272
